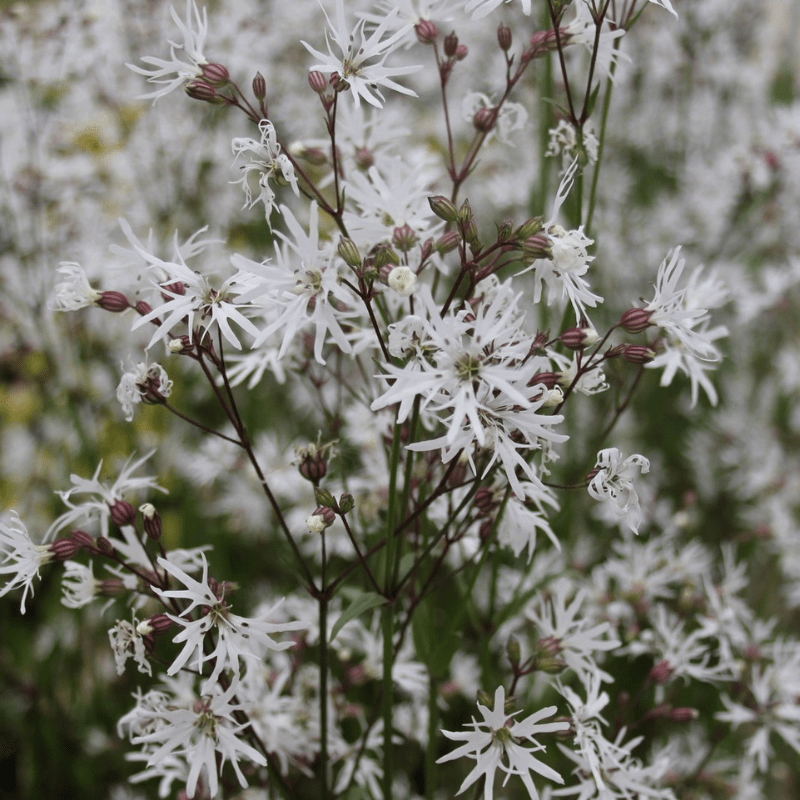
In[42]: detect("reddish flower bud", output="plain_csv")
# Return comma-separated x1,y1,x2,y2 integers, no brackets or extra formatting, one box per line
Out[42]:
134,300,153,317
474,487,497,513
140,503,162,541
455,44,468,61
497,23,512,51
201,62,230,87
49,538,81,561
97,291,130,312
146,614,175,634
71,530,95,549
622,345,656,364
252,71,266,101
96,537,115,556
436,231,460,254
392,223,418,252
185,81,224,104
529,28,559,57
415,19,438,44
649,659,673,684
299,452,328,483
560,326,598,350
308,70,328,94
669,707,699,722
473,107,497,132
619,307,653,333
109,499,137,527
443,31,459,57
529,371,560,389
522,233,553,261
354,147,374,170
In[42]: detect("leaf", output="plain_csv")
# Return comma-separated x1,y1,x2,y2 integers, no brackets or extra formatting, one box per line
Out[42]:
329,592,388,643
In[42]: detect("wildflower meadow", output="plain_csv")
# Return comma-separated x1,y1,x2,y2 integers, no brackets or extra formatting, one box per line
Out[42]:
1,0,800,798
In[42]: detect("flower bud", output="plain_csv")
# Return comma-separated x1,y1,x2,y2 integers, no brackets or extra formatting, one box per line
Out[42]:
436,231,460,254
71,530,95,549
669,707,699,722
622,345,656,364
185,80,225,104
560,326,598,350
354,146,374,170
474,487,497,513
339,493,354,514
528,372,560,389
443,31,459,58
96,537,115,556
298,449,328,483
144,614,174,635
497,23,512,51
455,44,468,61
473,107,496,133
374,245,400,271
649,659,673,684
428,195,459,223
252,71,266,101
140,503,162,541
49,538,81,561
338,237,361,268
134,300,153,317
532,636,566,673
506,635,521,667
97,291,130,312
314,487,337,509
529,28,559,58
308,70,328,94
201,62,230,87
619,307,653,333
109,499,137,527
415,19,438,44
392,224,418,252
330,73,350,93
515,216,544,240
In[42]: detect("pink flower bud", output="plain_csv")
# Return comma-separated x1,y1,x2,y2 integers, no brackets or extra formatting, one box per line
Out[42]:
392,224,418,252
71,530,95,549
415,19,438,44
201,62,230,87
443,31,459,57
455,44,468,61
49,538,81,561
140,503,162,541
473,107,497,133
619,307,653,333
252,71,266,100
649,659,673,684
497,24,512,51
308,70,328,94
622,345,656,364
109,499,137,527
560,327,598,350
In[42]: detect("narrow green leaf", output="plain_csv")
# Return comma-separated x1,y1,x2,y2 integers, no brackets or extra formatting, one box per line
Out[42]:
329,592,388,642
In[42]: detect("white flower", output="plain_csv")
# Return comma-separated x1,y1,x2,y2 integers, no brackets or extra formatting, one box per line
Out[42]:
388,266,417,296
563,1,629,82
302,0,422,108
61,560,98,609
127,1,209,102
232,201,359,364
46,451,166,541
130,680,267,799
587,448,650,534
109,614,153,676
497,482,561,561
117,362,173,421
0,512,51,614
231,120,299,224
129,236,261,351
152,554,305,692
465,0,531,20
437,684,568,800
51,263,102,310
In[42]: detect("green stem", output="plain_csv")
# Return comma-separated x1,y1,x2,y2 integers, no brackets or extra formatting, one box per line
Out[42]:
585,36,622,238
319,531,329,800
382,415,403,800
426,672,438,800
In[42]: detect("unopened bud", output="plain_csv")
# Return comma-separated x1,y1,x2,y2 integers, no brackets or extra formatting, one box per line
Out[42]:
436,231,460,254
252,71,266,100
330,73,350,93
338,237,361,268
515,216,544,240
649,659,673,684
374,245,399,271
428,195,459,223
314,487,337,509
71,530,95,549
354,147,374,170
522,233,553,261
185,81,224,104
622,345,656,364
97,291,130,312
308,70,328,94
96,537,115,556
529,28,559,57
392,224,418,252
560,326,598,350
506,635,521,667
109,499,137,527
529,372,560,389
477,690,493,708
201,62,230,87
299,450,328,483
415,19,438,44
474,487,496,513
139,503,162,541
669,707,700,722
144,614,174,634
619,307,653,333
473,107,496,133
455,44,468,61
533,636,566,673
443,31,459,58
134,300,153,317
497,23,512,51
339,493,354,514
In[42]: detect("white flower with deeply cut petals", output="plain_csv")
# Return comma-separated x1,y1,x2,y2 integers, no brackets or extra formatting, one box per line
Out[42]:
152,553,305,692
302,0,422,108
587,448,650,534
127,1,210,102
117,362,173,422
51,263,102,310
0,512,51,614
437,684,568,800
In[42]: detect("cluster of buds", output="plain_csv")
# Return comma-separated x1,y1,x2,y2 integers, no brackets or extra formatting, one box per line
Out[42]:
308,70,336,111
185,62,231,105
439,31,468,84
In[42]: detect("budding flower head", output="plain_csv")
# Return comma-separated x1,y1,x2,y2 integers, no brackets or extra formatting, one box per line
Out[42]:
560,326,599,350
308,70,328,95
497,23,512,51
619,307,653,333
622,345,656,364
139,503,162,541
444,31,459,58
252,71,266,101
428,195,459,223
200,62,230,87
307,506,335,532
415,19,438,44
338,237,361,269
